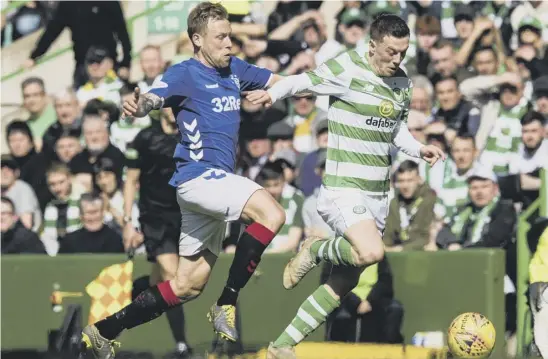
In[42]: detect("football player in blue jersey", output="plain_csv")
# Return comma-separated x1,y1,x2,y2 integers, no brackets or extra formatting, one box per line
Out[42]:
80,3,286,358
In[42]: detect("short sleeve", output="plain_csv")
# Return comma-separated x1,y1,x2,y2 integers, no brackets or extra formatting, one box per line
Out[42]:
231,56,272,91
148,63,190,106
125,131,144,169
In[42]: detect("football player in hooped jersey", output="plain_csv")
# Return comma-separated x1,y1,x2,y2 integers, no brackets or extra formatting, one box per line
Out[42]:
80,3,286,358
248,14,445,358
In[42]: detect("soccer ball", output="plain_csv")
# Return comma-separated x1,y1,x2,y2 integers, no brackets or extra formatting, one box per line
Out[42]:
447,312,496,359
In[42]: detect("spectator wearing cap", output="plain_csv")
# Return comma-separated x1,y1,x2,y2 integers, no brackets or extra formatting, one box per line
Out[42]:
511,2,548,51
517,16,545,52
267,120,297,156
42,163,83,256
137,45,165,94
533,76,548,123
1,197,46,254
428,39,474,84
59,193,124,254
110,83,152,153
430,74,481,141
6,120,51,211
460,72,531,175
76,46,123,107
296,118,329,197
242,130,271,182
434,166,516,251
283,93,327,153
302,148,334,240
42,88,82,158
1,155,41,231
256,161,304,253
336,8,366,52
20,77,57,146
513,43,544,101
69,114,125,192
384,160,436,252
410,75,434,116
23,1,131,89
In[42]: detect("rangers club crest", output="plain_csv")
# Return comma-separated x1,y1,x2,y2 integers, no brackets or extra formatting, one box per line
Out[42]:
230,74,240,89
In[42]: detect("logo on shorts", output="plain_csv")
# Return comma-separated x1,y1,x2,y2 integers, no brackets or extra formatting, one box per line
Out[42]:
353,205,367,214
379,100,394,118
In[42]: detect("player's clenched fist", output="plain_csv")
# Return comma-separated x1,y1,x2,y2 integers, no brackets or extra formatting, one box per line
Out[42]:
245,90,273,108
420,144,446,167
123,87,141,117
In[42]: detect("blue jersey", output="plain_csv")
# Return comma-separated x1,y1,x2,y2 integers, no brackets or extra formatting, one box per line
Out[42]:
148,57,272,187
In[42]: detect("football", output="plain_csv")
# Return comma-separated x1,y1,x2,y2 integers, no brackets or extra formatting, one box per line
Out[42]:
447,312,496,359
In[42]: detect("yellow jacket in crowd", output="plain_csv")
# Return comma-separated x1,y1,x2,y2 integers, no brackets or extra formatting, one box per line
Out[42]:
530,228,548,284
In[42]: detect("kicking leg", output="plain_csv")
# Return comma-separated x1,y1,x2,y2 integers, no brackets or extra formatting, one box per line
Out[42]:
267,265,364,358
82,251,217,359
151,253,191,355
210,188,285,341
283,218,384,289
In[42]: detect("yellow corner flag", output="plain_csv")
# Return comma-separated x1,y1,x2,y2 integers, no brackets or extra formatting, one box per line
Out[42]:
86,260,134,325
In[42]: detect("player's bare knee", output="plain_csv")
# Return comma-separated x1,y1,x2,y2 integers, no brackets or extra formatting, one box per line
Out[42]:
171,280,203,302
355,247,384,266
256,201,286,233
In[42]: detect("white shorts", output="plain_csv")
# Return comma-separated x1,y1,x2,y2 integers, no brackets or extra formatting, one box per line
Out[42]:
176,169,262,256
316,185,389,237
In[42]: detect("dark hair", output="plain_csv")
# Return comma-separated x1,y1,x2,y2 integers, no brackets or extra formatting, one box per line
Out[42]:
83,98,119,124
432,73,458,88
83,98,106,116
6,120,33,143
396,160,419,174
21,76,45,93
187,2,228,49
119,82,138,97
255,161,284,185
370,13,409,42
453,133,477,148
1,196,15,212
79,192,104,211
521,110,546,126
474,46,497,59
57,128,82,141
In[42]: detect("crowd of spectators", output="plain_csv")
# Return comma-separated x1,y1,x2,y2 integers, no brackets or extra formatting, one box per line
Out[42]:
1,0,548,354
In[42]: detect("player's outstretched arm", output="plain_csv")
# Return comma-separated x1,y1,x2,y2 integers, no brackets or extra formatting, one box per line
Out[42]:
123,87,164,118
247,60,349,107
392,121,445,166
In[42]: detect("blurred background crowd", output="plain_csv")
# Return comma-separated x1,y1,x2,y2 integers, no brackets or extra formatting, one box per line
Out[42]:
1,0,548,357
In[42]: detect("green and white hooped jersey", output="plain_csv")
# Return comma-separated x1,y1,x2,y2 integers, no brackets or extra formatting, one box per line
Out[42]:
422,159,474,220
480,98,529,175
305,49,413,196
